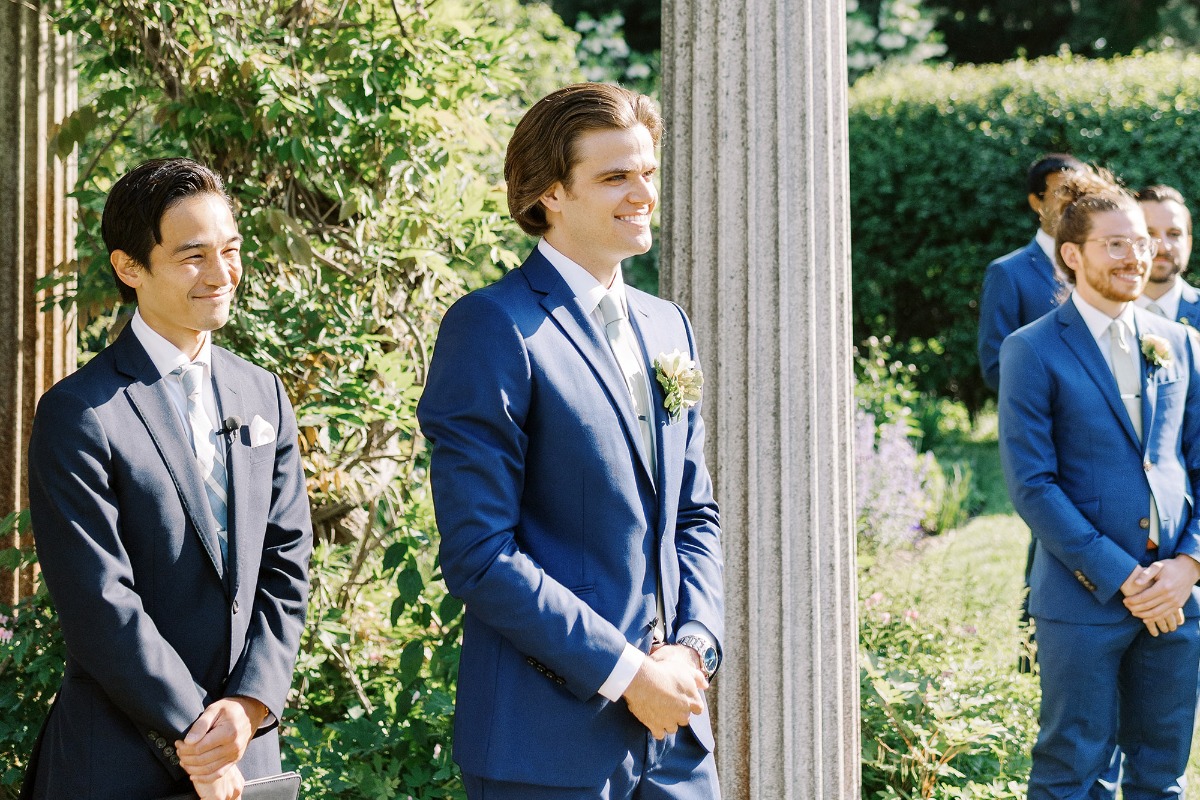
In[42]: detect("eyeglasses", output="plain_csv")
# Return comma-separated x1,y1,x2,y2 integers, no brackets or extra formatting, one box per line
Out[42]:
1082,236,1158,260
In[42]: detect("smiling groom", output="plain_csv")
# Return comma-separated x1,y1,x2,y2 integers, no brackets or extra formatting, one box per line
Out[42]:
417,83,725,798
22,158,311,800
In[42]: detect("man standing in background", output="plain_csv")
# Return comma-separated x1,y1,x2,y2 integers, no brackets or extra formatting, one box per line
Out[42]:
978,153,1084,392
1135,185,1199,325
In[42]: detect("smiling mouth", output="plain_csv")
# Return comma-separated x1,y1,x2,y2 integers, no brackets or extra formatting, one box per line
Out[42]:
617,214,651,225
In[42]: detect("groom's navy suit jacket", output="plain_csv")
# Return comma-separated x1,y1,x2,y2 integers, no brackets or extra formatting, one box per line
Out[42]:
417,249,724,787
978,237,1063,392
23,326,312,800
999,299,1200,623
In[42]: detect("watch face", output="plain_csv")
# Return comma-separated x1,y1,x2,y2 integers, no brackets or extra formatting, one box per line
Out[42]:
702,648,718,674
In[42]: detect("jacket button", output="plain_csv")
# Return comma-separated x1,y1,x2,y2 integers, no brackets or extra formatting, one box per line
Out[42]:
1145,460,1153,471
1140,518,1151,530
232,600,240,614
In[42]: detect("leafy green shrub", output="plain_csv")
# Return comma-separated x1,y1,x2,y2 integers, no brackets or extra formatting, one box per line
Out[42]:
851,51,1200,409
860,587,1037,799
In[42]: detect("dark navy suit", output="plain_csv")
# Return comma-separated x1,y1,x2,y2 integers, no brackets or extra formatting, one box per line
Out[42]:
417,249,724,792
999,298,1200,798
978,236,1063,391
22,326,312,799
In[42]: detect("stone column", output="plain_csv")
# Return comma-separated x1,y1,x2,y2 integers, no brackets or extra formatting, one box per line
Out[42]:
660,2,858,798
0,0,77,605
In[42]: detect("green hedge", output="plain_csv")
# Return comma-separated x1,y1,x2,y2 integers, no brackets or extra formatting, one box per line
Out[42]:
850,52,1200,409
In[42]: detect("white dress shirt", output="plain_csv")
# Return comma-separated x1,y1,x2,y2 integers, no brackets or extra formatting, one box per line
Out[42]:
1135,278,1184,321
538,239,717,701
130,310,220,434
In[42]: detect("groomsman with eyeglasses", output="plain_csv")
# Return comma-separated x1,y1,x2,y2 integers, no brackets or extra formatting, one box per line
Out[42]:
1000,176,1200,799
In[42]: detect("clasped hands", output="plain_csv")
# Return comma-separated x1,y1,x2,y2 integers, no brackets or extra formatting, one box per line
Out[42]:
1121,555,1200,636
622,643,708,740
174,696,268,800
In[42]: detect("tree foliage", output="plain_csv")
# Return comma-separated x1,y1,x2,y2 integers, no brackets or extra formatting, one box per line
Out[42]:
1,1,579,797
850,51,1200,409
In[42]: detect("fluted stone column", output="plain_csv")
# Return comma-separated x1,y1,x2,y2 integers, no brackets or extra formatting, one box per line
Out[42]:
0,0,77,604
660,2,858,798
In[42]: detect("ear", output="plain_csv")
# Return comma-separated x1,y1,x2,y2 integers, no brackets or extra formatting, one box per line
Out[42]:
539,182,567,215
1060,241,1082,275
111,250,144,293
1028,193,1042,215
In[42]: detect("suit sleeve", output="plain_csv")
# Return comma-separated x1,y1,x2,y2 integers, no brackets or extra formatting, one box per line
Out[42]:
222,374,312,728
671,305,724,659
978,260,1018,392
27,387,206,780
417,293,630,702
998,334,1140,602
1175,330,1200,559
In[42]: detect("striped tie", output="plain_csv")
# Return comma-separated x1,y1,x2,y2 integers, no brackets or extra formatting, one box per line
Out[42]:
176,363,229,561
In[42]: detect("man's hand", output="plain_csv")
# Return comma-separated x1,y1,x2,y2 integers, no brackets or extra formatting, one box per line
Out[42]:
623,644,707,740
192,763,245,800
176,697,268,781
1121,556,1199,636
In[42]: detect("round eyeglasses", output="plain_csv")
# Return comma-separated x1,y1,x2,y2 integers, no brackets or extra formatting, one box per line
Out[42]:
1081,236,1158,260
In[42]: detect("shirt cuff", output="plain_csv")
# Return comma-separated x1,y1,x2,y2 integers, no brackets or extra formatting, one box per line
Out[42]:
597,643,646,702
676,620,717,652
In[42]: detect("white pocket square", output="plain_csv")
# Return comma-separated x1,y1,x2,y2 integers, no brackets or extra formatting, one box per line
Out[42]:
249,415,276,447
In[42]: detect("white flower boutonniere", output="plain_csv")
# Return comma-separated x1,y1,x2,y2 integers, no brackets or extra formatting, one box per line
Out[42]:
653,349,703,422
1141,333,1173,370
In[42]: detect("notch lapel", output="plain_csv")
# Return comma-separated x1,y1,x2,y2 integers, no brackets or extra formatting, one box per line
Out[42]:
522,252,656,488
115,331,228,583
1057,302,1141,449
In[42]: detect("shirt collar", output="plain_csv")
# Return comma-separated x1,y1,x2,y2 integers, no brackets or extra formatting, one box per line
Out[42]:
1071,290,1137,344
129,309,213,379
1135,278,1184,320
538,239,627,317
1035,228,1057,264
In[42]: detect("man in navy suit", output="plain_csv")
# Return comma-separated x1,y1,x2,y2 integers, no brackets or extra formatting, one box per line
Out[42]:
999,179,1200,798
22,159,312,800
417,83,724,798
1135,185,1200,326
978,153,1084,392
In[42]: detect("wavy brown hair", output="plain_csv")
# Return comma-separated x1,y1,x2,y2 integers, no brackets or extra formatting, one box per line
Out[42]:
504,83,662,237
1053,169,1136,284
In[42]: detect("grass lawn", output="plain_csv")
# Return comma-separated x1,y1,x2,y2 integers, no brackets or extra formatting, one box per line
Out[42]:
861,413,1200,795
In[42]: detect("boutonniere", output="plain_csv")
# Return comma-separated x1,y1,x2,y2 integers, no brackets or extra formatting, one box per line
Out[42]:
1141,333,1173,370
653,349,703,422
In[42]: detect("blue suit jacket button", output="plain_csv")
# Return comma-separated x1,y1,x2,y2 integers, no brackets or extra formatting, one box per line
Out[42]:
232,600,240,614
1140,517,1151,530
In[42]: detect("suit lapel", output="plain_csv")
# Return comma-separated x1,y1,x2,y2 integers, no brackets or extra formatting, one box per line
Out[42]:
1057,301,1141,449
1133,311,1158,444
1029,241,1061,297
1177,283,1200,326
213,349,246,598
115,329,228,582
522,252,656,487
627,293,681,497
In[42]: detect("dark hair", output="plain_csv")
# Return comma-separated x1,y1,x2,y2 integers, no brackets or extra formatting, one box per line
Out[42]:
505,83,662,237
101,158,231,303
1136,184,1192,235
1054,174,1139,284
1027,153,1085,198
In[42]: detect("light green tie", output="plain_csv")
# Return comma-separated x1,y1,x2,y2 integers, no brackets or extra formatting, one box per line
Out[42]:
1110,320,1158,546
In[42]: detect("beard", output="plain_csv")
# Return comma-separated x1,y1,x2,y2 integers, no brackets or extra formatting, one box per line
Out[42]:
1149,256,1184,284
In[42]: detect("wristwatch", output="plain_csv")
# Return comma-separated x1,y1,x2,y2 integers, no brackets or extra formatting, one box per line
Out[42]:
677,635,719,680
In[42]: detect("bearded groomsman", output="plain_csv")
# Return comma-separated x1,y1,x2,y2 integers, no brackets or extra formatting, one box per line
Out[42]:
1135,185,1200,325
1000,177,1200,798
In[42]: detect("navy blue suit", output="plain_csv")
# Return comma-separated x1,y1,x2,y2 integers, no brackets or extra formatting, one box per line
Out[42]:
978,237,1063,391
22,326,312,800
999,299,1200,798
416,249,724,792
1175,281,1200,327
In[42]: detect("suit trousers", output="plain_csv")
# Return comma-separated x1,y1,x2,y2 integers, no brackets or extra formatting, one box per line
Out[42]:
462,726,720,800
1030,615,1200,800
